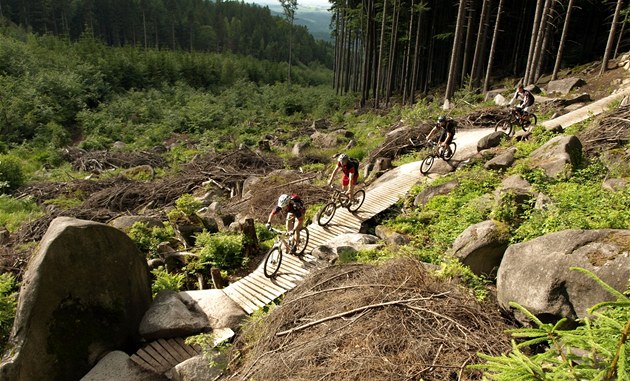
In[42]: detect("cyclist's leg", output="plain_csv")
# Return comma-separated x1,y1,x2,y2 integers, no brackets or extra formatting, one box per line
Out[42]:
341,175,350,192
444,134,454,157
285,214,296,252
294,217,304,249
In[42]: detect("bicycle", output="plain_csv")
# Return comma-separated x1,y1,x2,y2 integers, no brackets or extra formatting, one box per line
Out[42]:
316,185,366,226
419,139,457,175
263,226,310,278
495,106,538,136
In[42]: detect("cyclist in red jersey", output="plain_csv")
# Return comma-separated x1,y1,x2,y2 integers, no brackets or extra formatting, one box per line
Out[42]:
327,153,358,197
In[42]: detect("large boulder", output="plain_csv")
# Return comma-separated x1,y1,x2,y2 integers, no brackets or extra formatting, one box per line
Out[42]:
139,291,211,341
496,229,630,325
452,220,510,279
80,351,167,381
413,179,459,207
528,135,583,178
0,217,152,381
546,77,586,95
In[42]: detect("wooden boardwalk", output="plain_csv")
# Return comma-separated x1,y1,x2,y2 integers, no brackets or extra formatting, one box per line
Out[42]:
223,160,426,313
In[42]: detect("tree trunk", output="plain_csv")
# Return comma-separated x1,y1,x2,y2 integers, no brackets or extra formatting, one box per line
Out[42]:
613,9,628,59
524,0,544,84
484,0,505,93
552,0,574,80
600,0,624,75
375,0,388,108
529,0,552,84
444,0,468,103
402,0,415,104
385,0,400,105
470,0,492,89
460,7,475,87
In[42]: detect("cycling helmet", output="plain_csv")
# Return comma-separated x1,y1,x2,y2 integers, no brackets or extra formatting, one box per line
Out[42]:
437,115,447,124
337,153,349,164
277,194,290,208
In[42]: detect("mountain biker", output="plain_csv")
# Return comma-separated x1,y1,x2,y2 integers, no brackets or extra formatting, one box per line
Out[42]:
266,194,305,254
327,153,359,197
508,84,535,122
426,115,456,158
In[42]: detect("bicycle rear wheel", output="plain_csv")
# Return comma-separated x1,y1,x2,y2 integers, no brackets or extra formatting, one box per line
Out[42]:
263,247,282,278
295,227,309,255
347,189,365,212
420,155,434,175
317,202,336,226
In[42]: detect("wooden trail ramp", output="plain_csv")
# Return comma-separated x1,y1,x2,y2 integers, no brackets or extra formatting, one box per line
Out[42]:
223,160,426,314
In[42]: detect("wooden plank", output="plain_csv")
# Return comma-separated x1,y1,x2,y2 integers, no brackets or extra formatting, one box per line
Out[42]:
135,348,166,373
239,275,280,300
143,345,171,373
151,340,180,367
130,353,158,373
223,286,258,313
248,272,286,295
162,338,190,363
231,280,271,308
175,337,201,357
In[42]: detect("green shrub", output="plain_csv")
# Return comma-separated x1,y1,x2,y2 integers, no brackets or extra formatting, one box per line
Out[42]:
150,266,185,297
0,272,18,352
195,232,244,270
0,195,44,232
127,222,176,259
0,156,25,193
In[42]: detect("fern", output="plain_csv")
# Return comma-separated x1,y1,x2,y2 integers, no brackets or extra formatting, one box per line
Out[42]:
471,267,630,381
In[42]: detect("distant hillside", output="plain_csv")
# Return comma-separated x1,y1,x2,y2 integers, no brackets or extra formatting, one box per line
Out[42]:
248,0,333,41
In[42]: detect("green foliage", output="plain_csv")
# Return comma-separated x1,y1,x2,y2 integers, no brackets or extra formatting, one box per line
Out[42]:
150,266,185,297
471,268,630,380
0,156,25,193
127,222,176,259
512,174,630,243
0,272,18,353
434,257,489,300
195,232,244,270
0,195,43,232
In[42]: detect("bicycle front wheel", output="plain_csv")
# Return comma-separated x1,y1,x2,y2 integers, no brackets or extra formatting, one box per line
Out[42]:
496,120,513,136
317,202,336,226
347,189,365,212
442,142,457,161
420,155,434,175
522,114,537,132
263,247,282,278
295,228,310,255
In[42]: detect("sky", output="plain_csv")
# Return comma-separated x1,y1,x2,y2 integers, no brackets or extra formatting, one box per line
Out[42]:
249,0,331,9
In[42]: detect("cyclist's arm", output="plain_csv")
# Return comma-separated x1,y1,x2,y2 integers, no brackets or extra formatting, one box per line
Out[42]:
348,171,355,195
267,207,279,224
328,165,340,185
508,90,518,106
426,127,437,141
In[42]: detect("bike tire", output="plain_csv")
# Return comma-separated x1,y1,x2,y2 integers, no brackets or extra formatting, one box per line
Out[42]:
442,142,457,161
317,202,336,226
522,114,537,132
295,227,309,255
347,189,366,212
496,120,513,136
420,155,434,175
263,247,282,278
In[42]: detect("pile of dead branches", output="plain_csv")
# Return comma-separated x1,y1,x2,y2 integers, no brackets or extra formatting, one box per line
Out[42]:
579,104,630,155
367,125,431,162
225,257,512,381
457,107,509,129
223,173,330,223
65,148,168,172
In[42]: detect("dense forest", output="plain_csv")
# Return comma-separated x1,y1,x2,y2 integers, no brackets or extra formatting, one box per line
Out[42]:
0,0,333,66
3,0,629,109
330,0,629,106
